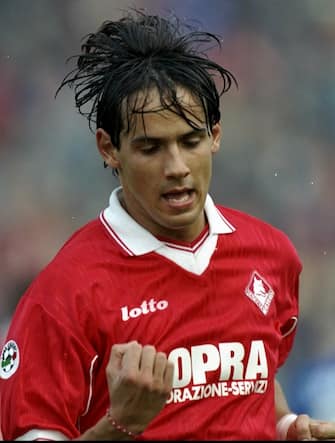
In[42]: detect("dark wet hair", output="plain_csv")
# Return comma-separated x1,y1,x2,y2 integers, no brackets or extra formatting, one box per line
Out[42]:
56,8,237,149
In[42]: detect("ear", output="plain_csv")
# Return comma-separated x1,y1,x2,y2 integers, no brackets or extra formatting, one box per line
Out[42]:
96,128,120,169
211,123,221,153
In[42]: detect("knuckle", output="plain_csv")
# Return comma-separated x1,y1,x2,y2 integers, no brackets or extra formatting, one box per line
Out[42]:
130,341,142,351
143,344,156,353
162,385,173,396
156,351,167,361
122,372,138,385
141,376,154,390
152,383,172,398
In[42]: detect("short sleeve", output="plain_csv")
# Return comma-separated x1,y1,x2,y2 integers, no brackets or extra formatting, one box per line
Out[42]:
276,241,302,368
0,270,98,440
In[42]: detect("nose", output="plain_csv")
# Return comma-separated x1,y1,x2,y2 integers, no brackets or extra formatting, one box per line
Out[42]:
164,145,190,179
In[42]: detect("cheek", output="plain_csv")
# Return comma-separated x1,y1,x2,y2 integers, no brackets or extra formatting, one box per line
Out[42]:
192,152,212,176
120,161,155,190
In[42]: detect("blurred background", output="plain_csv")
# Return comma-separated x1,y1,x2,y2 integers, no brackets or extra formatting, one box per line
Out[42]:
0,0,334,422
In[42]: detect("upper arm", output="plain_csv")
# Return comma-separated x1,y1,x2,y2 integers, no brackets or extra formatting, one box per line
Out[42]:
0,277,97,440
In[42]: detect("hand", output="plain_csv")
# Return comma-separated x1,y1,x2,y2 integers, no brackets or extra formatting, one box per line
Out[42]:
105,340,174,435
287,414,335,440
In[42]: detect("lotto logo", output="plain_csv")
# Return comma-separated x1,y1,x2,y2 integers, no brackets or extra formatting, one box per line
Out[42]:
121,298,169,321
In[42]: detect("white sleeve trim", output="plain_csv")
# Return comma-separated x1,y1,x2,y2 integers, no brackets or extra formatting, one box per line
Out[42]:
282,316,298,337
14,355,99,440
276,413,298,440
82,354,98,416
15,429,69,440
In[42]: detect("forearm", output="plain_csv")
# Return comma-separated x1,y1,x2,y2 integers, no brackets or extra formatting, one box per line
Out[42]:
274,378,292,421
275,378,299,440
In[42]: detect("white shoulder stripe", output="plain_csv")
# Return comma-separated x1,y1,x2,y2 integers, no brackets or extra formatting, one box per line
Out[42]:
15,429,69,440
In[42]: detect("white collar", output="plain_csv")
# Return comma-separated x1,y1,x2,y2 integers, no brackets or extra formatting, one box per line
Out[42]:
100,186,235,256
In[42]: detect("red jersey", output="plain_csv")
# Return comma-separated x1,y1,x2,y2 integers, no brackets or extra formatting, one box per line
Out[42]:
0,188,302,440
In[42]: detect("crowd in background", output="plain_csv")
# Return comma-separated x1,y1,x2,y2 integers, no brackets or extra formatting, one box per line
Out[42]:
0,0,334,421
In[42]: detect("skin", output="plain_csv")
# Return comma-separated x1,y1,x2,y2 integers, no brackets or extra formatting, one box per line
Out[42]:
76,87,335,440
275,380,335,441
77,87,221,440
96,87,221,243
76,342,174,441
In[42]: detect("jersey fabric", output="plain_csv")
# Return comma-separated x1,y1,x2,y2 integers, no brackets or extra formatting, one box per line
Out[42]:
0,187,302,441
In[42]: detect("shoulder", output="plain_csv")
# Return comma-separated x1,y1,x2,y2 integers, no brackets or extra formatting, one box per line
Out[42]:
9,219,109,329
18,217,116,304
216,204,302,268
217,204,293,242
47,216,119,269
58,217,109,255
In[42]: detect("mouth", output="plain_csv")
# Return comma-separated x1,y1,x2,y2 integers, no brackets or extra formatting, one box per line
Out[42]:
162,188,195,209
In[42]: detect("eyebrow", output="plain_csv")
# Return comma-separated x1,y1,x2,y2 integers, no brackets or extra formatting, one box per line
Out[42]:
130,128,208,145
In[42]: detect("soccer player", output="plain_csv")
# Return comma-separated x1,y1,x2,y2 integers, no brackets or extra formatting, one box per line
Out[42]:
1,9,335,441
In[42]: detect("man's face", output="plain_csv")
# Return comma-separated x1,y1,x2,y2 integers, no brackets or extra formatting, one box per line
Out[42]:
97,87,221,242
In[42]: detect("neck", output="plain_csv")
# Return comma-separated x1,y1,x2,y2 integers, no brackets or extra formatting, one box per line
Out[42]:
117,188,207,243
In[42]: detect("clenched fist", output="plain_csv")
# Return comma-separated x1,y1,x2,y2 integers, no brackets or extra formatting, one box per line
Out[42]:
105,341,174,436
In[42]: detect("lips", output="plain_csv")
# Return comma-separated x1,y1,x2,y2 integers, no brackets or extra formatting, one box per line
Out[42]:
162,188,195,208
164,190,191,202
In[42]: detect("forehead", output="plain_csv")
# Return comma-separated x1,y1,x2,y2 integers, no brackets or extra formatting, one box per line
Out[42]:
122,87,206,138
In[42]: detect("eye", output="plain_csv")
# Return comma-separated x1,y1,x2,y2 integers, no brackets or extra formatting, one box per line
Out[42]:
141,144,160,154
182,138,201,148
